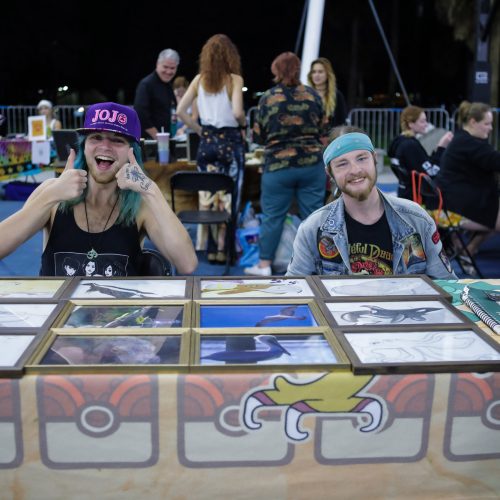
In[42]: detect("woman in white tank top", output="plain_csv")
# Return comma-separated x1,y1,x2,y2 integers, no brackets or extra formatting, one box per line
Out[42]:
177,34,247,263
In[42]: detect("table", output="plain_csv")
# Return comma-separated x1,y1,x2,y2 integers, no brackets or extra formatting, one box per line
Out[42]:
0,139,56,183
0,278,498,499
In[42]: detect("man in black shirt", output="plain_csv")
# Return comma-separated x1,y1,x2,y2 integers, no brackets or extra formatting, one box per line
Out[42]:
287,131,455,278
0,102,197,276
133,48,179,140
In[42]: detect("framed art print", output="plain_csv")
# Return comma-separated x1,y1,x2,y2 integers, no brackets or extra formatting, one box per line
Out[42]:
63,277,192,300
194,276,320,299
195,299,327,329
53,301,191,330
0,334,41,377
28,115,47,141
192,329,349,369
0,278,70,302
335,326,500,374
0,302,63,333
320,298,469,328
27,329,191,372
312,275,451,302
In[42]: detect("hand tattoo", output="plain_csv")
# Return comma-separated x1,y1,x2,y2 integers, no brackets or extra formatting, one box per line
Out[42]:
126,164,152,191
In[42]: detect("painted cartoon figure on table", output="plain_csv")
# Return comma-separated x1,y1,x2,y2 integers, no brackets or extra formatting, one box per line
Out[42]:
241,372,386,441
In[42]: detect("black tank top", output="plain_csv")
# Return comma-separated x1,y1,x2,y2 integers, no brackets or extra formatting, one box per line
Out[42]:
40,209,142,276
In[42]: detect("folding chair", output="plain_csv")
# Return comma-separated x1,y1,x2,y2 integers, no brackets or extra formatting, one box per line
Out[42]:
412,171,483,278
170,171,240,275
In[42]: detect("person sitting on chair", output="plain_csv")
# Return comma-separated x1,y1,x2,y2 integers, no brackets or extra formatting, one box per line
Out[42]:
388,105,452,200
287,131,456,279
436,101,500,256
0,102,197,276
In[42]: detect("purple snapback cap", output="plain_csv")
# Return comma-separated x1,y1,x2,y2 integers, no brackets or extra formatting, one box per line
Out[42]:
77,102,141,142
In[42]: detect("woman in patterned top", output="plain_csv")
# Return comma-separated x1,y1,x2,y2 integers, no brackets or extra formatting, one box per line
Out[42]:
244,52,325,276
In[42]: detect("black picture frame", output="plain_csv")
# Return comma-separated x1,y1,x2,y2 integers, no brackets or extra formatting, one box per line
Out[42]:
312,275,452,303
335,324,500,374
318,297,470,329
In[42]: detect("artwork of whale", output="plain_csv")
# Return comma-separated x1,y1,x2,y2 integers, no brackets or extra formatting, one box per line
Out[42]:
339,305,443,325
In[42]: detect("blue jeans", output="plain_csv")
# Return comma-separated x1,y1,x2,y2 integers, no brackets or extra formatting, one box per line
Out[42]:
259,162,326,261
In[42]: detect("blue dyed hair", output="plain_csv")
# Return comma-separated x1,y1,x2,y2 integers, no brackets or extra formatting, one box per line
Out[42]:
58,135,144,226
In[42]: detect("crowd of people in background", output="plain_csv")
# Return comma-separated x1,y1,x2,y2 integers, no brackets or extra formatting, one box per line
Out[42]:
3,32,498,278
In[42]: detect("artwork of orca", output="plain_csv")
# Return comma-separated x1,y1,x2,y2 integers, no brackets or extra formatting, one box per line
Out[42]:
340,305,442,324
326,300,463,326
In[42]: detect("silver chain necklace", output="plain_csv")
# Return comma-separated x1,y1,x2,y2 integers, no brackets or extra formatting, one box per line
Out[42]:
84,196,119,260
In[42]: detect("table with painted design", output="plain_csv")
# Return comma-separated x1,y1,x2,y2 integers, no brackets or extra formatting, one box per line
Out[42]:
0,278,498,500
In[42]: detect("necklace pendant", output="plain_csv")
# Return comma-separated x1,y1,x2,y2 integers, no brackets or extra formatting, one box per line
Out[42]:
87,248,98,260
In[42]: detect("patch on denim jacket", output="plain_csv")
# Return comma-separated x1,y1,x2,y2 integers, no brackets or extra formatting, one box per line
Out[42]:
439,249,452,273
317,233,341,261
431,230,440,244
401,233,426,267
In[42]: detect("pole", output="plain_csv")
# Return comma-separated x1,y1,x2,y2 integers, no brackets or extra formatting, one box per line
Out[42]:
367,0,410,106
470,0,492,102
300,0,326,84
295,0,309,55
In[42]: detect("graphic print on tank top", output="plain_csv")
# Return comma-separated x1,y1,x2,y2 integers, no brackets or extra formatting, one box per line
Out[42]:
345,211,393,275
55,252,130,277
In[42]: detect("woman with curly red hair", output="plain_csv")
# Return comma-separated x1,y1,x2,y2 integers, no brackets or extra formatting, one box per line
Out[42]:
177,34,246,263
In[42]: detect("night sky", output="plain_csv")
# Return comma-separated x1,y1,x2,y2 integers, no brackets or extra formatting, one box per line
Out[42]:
1,0,470,110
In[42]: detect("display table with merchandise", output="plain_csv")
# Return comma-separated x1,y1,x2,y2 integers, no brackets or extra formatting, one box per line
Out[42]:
0,275,498,499
0,138,56,182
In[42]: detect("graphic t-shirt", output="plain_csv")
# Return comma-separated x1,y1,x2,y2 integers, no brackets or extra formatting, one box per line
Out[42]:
40,209,141,276
345,211,393,275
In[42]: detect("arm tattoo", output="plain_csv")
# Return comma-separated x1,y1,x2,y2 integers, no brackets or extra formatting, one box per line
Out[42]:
126,165,152,191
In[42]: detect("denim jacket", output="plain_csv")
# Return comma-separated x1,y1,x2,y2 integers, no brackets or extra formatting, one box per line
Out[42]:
287,190,456,279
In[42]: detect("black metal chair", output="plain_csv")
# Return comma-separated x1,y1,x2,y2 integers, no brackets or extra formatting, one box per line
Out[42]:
389,157,412,200
415,172,483,278
170,171,241,275
138,248,172,276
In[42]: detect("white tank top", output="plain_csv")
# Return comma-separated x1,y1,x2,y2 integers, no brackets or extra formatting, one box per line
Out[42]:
197,83,238,128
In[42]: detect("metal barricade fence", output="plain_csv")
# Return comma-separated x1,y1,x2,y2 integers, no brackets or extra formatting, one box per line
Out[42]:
347,108,451,152
1,105,90,136
246,106,455,153
3,105,499,150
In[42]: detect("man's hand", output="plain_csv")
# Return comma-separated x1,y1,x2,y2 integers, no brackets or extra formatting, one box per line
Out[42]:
116,148,152,193
53,149,87,200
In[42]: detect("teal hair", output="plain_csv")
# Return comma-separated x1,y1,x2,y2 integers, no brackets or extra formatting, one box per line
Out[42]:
58,135,144,226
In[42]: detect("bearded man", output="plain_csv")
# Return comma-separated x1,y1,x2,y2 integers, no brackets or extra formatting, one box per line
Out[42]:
286,131,455,278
